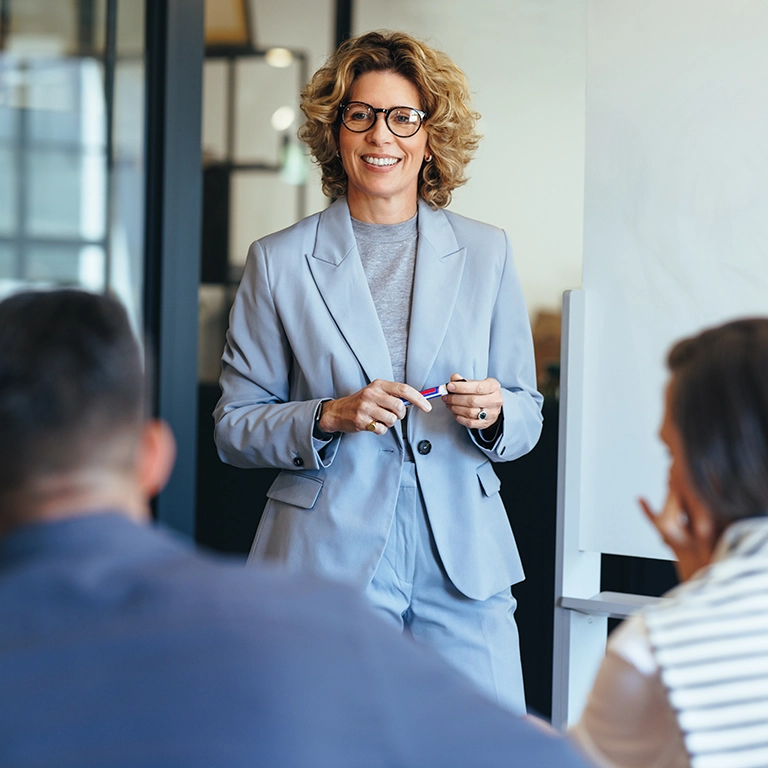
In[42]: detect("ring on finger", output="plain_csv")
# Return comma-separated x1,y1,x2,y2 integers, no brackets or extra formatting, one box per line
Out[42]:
366,420,379,432
477,409,488,421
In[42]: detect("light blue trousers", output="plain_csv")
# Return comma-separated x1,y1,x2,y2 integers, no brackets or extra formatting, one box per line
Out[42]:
364,462,526,714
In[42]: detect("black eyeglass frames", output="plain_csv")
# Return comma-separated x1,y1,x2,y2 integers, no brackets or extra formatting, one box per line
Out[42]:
339,101,427,138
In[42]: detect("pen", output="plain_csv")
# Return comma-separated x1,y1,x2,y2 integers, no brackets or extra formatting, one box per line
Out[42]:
400,384,448,405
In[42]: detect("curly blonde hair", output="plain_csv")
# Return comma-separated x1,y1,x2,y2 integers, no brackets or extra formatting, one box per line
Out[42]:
298,30,481,210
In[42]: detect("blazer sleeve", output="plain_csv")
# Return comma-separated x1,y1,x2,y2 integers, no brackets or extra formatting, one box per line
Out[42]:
213,240,340,472
469,231,543,462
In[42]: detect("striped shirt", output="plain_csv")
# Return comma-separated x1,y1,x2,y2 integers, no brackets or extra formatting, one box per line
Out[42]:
645,517,768,768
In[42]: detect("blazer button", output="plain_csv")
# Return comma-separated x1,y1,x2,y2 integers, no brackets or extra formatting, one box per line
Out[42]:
416,440,432,455
293,457,304,467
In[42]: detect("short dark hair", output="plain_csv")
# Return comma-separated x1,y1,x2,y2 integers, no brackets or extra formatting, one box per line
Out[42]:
0,289,144,496
667,318,768,528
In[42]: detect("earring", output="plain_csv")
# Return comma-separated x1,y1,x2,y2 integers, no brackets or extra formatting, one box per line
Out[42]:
336,150,341,158
424,154,432,162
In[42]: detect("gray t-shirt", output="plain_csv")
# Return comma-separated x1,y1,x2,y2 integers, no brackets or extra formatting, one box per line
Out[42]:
352,213,418,386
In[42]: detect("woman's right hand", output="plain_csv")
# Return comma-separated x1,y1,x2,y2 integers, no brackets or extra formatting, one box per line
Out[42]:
639,487,716,582
318,379,432,435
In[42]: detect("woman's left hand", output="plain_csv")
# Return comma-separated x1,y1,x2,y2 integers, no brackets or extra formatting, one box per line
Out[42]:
442,373,503,429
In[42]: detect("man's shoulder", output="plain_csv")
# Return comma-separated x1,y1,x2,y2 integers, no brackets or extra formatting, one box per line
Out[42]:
169,546,364,620
0,515,363,635
115,522,365,626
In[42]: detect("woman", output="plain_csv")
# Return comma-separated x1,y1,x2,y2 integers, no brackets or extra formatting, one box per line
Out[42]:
571,318,768,768
214,30,542,714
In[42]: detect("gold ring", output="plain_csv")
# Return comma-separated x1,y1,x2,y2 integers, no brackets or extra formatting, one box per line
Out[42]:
366,420,379,433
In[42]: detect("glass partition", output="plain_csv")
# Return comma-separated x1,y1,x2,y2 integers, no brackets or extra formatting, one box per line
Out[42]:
0,0,145,327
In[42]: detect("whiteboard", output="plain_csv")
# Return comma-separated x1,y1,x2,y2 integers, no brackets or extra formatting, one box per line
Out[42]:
579,0,768,559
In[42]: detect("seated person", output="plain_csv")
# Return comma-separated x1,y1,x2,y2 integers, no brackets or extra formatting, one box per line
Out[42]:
0,289,590,768
571,318,768,768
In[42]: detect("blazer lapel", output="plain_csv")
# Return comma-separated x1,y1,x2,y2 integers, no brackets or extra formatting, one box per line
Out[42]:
406,200,466,390
307,198,394,385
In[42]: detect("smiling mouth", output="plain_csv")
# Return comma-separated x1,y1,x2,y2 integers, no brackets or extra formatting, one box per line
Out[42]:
362,156,399,167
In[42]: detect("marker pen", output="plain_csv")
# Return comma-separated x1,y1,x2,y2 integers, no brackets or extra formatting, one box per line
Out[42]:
400,384,448,405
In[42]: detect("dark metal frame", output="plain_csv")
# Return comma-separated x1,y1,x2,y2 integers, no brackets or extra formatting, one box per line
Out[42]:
335,0,353,46
144,0,204,536
0,0,9,49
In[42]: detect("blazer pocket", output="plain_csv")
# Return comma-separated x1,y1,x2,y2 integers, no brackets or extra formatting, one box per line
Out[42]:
476,460,501,497
266,472,323,509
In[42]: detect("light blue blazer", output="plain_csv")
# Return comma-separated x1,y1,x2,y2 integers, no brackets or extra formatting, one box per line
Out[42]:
214,197,543,601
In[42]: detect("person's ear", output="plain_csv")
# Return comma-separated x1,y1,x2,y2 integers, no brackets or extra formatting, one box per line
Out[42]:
137,420,176,500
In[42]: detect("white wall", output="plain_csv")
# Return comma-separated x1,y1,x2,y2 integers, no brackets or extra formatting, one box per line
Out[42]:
577,0,768,559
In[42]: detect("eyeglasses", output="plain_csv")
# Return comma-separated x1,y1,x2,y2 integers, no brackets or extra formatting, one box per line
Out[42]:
339,101,427,138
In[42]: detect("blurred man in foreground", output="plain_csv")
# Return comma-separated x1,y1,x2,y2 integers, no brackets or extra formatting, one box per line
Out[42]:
0,289,589,768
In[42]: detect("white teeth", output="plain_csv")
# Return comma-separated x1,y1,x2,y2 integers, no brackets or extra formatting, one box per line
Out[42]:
363,156,398,166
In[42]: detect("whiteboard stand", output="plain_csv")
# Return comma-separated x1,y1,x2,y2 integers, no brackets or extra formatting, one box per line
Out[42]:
551,289,605,729
551,289,663,728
